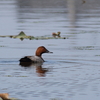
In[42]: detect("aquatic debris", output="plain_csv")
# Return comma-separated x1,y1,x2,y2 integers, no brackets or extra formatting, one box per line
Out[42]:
0,93,20,100
74,46,95,50
10,31,34,40
35,36,66,40
0,31,66,40
5,75,28,77
0,46,5,47
51,98,63,100
95,55,100,56
0,31,34,41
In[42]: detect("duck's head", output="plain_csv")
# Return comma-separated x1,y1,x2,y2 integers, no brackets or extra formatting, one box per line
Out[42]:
57,31,61,37
0,93,11,100
35,46,53,57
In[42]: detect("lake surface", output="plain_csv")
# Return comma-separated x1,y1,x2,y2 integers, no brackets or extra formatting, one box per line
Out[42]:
0,0,100,100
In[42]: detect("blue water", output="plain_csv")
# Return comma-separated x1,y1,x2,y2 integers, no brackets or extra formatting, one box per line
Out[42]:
0,0,100,100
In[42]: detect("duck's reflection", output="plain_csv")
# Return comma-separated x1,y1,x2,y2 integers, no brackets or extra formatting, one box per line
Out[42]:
19,62,48,77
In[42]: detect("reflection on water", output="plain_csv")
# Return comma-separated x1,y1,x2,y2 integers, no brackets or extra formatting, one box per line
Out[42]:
20,62,48,77
0,0,100,35
16,0,100,33
67,0,76,29
0,0,100,100
16,0,67,35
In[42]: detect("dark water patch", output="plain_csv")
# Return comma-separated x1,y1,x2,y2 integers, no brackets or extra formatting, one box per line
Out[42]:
1,0,100,100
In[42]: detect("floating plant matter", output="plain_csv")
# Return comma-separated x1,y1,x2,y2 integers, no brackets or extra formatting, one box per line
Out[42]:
0,31,66,40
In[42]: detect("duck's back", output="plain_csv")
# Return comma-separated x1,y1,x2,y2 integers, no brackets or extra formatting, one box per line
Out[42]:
19,56,44,63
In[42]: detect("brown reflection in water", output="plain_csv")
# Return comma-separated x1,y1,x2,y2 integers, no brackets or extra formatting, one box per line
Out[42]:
67,0,76,30
36,65,48,77
19,62,49,77
16,0,67,19
16,0,78,32
16,0,100,32
16,0,68,31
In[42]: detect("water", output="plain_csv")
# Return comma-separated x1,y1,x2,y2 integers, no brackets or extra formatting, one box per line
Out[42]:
0,0,100,100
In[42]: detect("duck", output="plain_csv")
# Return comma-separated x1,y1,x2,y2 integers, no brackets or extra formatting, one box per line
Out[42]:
52,31,61,38
0,93,11,100
19,46,53,63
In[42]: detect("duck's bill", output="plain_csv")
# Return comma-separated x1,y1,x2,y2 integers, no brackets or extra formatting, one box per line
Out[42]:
48,51,53,53
46,50,53,53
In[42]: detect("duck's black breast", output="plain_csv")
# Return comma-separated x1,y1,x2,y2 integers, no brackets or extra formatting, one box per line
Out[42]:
19,56,32,62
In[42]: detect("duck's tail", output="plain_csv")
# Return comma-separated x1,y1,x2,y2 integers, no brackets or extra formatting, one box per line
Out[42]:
19,56,32,62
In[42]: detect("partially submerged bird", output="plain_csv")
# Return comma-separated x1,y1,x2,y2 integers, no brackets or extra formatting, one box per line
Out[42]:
52,31,61,37
19,46,53,63
82,0,86,4
0,93,11,100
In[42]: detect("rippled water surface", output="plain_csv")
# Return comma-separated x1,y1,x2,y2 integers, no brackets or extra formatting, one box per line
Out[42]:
0,0,100,100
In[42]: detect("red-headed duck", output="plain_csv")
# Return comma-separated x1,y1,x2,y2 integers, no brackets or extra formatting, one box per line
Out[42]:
0,93,11,100
52,31,61,37
19,46,53,63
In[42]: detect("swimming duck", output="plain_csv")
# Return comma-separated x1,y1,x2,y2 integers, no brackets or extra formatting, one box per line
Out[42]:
52,31,61,37
0,93,11,100
19,46,53,63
